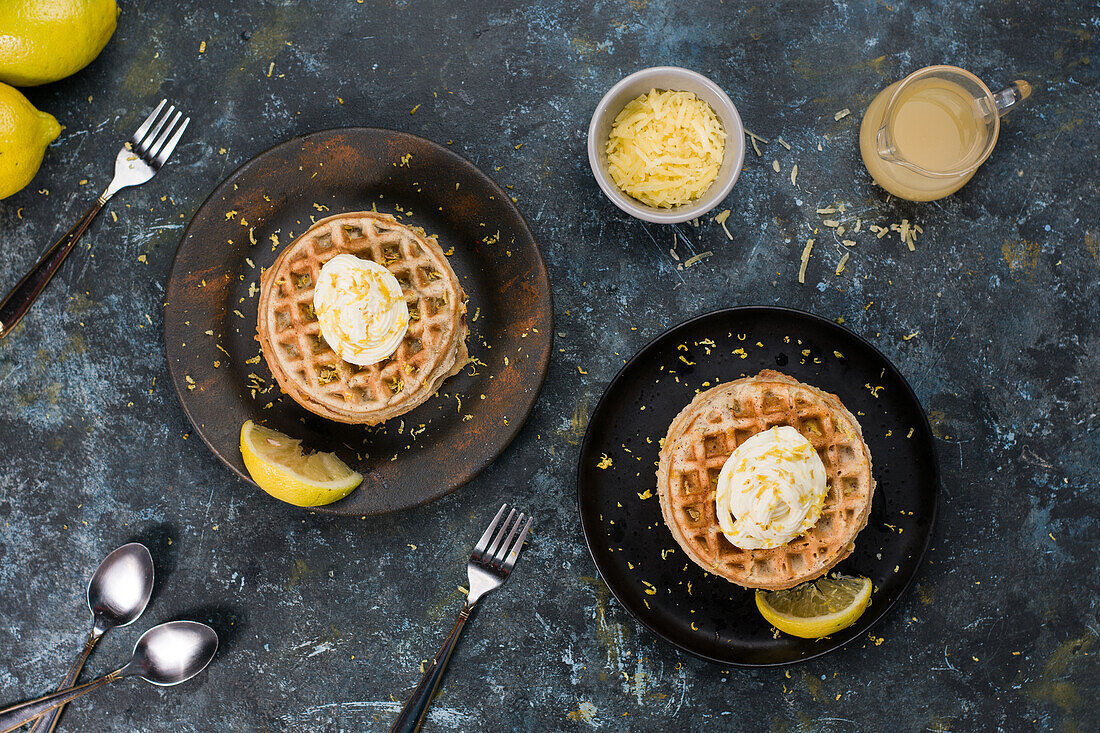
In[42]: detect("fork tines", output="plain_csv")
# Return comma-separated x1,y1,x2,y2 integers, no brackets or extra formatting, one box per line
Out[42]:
130,99,190,169
473,503,533,572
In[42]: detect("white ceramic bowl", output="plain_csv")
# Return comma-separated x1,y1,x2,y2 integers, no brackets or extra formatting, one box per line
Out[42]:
588,66,745,224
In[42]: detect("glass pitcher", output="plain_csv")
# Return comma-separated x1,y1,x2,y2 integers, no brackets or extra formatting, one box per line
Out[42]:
859,65,1031,201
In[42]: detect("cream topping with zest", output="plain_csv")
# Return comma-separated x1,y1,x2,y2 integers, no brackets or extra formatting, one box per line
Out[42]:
715,426,828,549
314,254,409,366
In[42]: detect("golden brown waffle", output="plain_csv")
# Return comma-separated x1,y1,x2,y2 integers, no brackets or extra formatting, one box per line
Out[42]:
257,212,468,425
657,370,874,590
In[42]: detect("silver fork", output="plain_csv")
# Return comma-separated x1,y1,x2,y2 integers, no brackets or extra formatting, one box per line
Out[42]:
390,504,533,733
0,99,190,341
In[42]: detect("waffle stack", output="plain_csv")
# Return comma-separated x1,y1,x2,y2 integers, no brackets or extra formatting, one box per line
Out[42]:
257,212,468,425
657,370,875,590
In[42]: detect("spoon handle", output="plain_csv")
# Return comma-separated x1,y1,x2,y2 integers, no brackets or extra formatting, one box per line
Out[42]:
26,630,102,733
0,671,120,733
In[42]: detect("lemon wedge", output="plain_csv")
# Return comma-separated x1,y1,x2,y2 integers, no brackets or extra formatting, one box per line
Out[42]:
240,420,362,507
755,574,872,639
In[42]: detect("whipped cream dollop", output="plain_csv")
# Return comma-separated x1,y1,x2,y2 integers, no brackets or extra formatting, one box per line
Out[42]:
314,254,409,366
715,425,828,549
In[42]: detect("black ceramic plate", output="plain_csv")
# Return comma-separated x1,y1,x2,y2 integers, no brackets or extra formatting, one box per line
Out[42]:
165,128,552,515
577,306,938,666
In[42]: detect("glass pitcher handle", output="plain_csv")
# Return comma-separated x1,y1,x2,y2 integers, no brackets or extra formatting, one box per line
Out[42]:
993,80,1031,117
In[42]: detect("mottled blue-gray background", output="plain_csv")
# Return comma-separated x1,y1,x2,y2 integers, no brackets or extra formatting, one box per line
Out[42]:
1,1,1097,731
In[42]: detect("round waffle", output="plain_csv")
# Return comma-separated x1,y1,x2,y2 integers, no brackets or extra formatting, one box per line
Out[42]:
257,211,468,425
657,370,875,590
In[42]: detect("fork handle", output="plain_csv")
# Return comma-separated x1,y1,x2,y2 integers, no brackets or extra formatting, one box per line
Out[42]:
0,195,107,341
390,603,475,733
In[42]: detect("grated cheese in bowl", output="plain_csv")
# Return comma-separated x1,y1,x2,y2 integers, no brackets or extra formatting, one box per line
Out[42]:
606,89,726,209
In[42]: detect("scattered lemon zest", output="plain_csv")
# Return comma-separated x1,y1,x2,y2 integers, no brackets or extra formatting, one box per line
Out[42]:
835,252,850,275
798,238,815,284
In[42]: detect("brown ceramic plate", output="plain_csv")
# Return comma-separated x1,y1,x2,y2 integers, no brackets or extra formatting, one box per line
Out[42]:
165,128,553,515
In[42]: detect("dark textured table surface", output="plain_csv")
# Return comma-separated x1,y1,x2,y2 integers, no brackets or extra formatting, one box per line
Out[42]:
1,2,1097,731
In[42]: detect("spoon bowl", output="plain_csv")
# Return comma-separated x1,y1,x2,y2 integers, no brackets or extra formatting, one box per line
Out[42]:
88,543,154,632
122,621,219,686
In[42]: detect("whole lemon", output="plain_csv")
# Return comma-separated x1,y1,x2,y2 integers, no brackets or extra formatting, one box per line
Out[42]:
0,82,61,199
0,0,120,87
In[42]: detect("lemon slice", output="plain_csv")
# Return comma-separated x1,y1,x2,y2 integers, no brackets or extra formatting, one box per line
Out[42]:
755,574,872,639
240,420,362,507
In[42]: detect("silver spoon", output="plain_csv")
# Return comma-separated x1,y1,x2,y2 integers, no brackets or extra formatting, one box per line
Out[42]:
27,542,154,733
0,620,218,732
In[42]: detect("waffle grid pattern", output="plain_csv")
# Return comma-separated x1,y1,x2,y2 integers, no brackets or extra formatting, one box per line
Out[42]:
657,370,874,590
257,212,467,425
